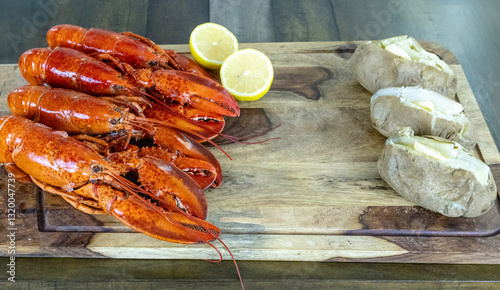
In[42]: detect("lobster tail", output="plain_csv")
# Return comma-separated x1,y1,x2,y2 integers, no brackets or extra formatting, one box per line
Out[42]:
18,48,52,85
47,24,87,50
7,85,46,122
0,115,20,164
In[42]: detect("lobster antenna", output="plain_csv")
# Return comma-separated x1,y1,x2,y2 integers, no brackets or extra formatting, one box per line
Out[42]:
203,240,245,289
216,237,245,290
204,241,223,263
159,199,245,290
173,211,245,290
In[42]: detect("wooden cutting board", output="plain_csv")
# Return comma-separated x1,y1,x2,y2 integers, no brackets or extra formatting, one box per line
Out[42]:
1,41,500,263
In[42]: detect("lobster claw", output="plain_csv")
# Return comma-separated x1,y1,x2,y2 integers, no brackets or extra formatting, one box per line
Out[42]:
108,153,208,219
96,184,220,244
138,70,240,117
144,105,225,141
103,126,222,188
138,147,217,189
152,127,223,188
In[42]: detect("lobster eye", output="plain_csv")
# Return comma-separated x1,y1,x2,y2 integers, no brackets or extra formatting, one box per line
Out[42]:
110,118,119,125
91,164,103,173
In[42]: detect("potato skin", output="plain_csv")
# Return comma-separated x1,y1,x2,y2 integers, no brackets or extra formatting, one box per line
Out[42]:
371,94,476,149
350,42,457,99
377,140,497,217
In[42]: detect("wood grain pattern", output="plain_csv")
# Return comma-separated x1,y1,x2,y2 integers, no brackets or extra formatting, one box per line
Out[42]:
209,0,275,43
146,0,209,44
1,42,500,263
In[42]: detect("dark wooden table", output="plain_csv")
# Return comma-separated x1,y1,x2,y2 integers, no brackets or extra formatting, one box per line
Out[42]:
1,0,500,288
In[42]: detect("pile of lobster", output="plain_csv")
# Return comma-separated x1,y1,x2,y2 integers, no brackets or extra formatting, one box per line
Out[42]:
1,25,243,249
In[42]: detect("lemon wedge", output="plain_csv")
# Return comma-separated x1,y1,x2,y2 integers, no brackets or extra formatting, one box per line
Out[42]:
189,23,238,69
220,49,274,101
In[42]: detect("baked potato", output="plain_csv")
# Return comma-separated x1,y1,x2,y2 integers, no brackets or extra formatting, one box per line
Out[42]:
378,133,497,217
350,36,457,99
371,86,475,149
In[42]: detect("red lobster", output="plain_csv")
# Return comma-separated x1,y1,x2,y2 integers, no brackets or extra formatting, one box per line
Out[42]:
7,85,223,189
0,114,244,287
18,47,239,118
0,115,218,243
47,24,214,79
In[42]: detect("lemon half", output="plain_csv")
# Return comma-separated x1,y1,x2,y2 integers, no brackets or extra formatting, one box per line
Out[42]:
189,23,238,69
220,49,274,101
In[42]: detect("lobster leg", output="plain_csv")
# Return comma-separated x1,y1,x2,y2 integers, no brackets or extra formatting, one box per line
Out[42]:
101,95,151,109
61,196,106,215
120,31,179,70
90,52,131,73
31,177,104,214
104,99,146,117
73,135,110,153
89,53,144,91
107,153,208,219
4,163,32,183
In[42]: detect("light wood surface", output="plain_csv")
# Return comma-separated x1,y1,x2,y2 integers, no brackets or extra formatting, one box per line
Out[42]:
1,42,500,264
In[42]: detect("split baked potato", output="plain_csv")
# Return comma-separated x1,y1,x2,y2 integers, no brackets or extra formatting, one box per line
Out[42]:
371,86,475,149
378,133,497,217
350,36,457,98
